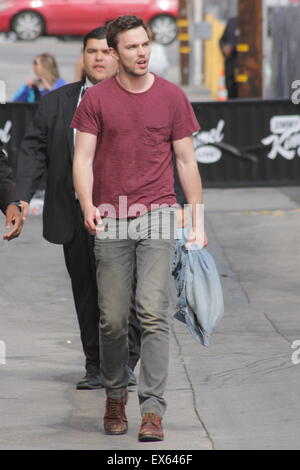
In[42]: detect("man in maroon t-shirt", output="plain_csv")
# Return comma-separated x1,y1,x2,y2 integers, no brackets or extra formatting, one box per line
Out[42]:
72,15,206,442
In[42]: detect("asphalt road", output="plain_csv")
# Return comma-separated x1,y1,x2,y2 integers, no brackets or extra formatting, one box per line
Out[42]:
1,186,300,450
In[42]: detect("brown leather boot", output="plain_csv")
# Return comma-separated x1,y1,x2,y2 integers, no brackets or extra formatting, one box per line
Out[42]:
103,390,128,435
138,413,164,442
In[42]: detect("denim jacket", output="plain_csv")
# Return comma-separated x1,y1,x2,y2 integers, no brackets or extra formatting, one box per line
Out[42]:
172,230,224,346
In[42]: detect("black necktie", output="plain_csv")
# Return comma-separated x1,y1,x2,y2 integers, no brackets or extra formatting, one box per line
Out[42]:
80,86,87,100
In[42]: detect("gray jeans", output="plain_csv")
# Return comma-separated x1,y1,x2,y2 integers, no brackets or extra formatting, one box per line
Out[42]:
94,207,177,416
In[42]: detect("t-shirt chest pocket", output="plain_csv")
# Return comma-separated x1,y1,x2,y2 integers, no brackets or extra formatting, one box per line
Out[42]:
142,126,170,146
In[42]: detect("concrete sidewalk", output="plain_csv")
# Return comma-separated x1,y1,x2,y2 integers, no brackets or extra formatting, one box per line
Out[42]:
0,186,300,450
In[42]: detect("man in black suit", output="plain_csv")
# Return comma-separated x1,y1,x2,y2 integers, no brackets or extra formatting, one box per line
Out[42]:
0,141,23,240
219,17,239,98
11,26,139,389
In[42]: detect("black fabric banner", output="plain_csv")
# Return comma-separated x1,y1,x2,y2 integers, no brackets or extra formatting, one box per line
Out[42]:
1,99,300,187
0,103,37,177
192,99,300,187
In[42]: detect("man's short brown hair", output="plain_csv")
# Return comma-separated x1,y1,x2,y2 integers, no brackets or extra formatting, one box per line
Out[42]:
106,15,150,51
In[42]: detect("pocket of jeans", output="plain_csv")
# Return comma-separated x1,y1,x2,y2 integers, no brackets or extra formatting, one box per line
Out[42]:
141,126,170,146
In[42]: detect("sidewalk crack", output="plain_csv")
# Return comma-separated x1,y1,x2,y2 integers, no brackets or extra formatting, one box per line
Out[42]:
171,323,215,450
263,312,291,344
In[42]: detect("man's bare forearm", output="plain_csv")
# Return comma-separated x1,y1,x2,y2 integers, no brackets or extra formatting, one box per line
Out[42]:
176,158,203,206
173,136,206,245
176,159,204,239
73,131,97,212
73,157,94,211
173,136,203,207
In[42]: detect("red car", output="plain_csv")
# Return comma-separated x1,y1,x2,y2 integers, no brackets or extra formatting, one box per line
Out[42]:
0,0,178,44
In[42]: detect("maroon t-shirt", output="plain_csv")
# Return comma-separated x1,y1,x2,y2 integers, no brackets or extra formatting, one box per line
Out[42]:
71,74,200,217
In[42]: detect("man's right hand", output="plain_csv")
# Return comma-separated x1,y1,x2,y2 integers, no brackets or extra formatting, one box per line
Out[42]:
83,205,103,235
3,204,23,241
3,200,29,241
222,43,233,58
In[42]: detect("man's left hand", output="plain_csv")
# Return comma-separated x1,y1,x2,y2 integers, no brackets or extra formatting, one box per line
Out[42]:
185,229,208,250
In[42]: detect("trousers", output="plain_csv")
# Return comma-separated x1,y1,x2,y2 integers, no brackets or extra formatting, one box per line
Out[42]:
94,207,177,416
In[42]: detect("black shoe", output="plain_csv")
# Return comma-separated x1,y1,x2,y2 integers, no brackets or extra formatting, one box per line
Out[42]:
76,373,102,390
127,366,137,387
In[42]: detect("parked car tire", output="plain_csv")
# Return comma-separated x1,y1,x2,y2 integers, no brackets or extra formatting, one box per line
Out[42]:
150,14,177,45
12,11,44,41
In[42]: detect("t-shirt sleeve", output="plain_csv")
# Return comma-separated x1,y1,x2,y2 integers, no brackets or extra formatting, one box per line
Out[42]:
171,89,200,141
70,90,101,136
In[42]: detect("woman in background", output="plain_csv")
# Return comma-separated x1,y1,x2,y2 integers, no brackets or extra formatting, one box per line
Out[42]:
13,53,66,102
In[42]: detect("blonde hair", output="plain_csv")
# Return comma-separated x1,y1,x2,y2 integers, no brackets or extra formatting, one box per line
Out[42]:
36,53,60,86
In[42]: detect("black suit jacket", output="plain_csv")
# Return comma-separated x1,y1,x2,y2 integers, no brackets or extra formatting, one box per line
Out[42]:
14,81,83,244
0,144,15,213
219,17,238,78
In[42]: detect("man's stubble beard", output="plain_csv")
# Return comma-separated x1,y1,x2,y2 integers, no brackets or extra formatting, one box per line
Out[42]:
121,62,148,77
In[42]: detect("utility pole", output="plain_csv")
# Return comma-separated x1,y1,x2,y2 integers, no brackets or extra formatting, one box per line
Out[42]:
191,0,204,87
236,0,263,97
178,0,190,86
